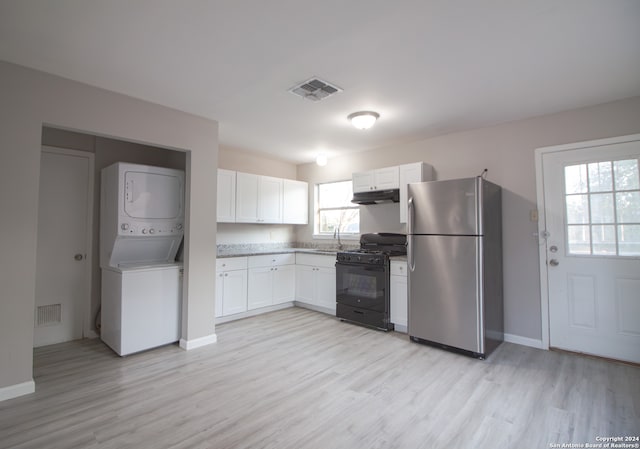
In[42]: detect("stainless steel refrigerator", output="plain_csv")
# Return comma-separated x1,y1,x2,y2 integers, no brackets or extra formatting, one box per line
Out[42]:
407,177,503,359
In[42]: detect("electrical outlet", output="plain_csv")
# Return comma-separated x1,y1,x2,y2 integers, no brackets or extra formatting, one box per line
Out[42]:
530,209,539,222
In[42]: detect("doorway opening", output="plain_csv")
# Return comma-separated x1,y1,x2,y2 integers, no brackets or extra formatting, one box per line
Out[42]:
535,134,640,364
35,126,187,347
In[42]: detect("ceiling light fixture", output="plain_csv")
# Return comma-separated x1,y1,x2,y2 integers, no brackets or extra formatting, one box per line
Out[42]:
348,111,380,130
316,153,328,166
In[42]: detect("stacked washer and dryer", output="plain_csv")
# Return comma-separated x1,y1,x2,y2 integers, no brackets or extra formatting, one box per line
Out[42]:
100,162,185,356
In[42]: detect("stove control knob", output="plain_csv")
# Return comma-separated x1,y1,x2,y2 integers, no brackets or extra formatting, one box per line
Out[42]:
357,256,362,262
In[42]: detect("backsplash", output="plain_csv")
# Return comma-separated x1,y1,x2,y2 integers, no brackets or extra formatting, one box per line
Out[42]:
217,241,358,257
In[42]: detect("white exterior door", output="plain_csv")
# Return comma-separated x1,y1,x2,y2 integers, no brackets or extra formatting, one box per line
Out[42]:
35,148,92,347
538,135,640,363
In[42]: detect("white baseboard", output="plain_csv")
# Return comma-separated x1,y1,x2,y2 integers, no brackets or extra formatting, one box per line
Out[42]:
0,380,35,402
215,302,294,325
179,333,217,351
393,324,408,334
293,301,335,316
504,333,544,349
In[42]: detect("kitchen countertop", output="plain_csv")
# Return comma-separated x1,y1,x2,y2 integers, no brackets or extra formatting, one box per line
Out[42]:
217,248,409,261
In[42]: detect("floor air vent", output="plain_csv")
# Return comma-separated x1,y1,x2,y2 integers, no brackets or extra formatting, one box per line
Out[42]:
288,77,342,102
36,304,62,327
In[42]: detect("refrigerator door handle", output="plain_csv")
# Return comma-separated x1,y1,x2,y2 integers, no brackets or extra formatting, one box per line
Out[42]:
408,197,415,272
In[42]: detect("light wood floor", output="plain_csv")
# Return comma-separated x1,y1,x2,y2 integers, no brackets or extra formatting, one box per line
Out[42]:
1,307,638,449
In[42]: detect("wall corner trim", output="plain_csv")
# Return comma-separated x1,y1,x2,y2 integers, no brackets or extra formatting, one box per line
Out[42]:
0,380,35,402
504,333,545,350
179,334,217,350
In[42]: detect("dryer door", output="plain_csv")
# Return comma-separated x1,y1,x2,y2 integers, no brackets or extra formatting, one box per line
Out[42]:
124,171,182,219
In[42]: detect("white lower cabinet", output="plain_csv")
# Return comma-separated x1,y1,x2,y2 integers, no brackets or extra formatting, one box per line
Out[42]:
216,252,337,322
295,253,336,314
248,254,295,310
216,257,248,317
390,260,408,331
273,264,296,304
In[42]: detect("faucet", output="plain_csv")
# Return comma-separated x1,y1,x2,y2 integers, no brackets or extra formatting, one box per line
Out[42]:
333,226,343,250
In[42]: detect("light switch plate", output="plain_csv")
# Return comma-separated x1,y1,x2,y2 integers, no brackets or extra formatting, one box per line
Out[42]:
530,209,539,222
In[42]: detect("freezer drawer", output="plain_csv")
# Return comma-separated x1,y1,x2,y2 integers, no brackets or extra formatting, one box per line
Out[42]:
408,235,483,354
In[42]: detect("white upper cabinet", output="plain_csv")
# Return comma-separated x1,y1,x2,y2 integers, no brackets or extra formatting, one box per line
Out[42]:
235,172,260,223
352,166,399,192
399,162,433,223
257,175,283,223
217,169,236,223
235,173,282,224
227,171,306,224
282,179,309,224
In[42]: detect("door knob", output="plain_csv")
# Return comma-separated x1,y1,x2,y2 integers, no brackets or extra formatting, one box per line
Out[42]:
549,259,559,266
74,253,84,261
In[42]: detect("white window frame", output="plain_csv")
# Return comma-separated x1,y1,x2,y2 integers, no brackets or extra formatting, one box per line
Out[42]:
313,180,360,240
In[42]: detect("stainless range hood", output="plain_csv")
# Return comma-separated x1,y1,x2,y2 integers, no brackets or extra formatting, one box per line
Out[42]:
351,189,400,205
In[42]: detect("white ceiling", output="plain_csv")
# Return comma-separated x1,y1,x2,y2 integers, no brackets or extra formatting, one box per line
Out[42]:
1,1,639,164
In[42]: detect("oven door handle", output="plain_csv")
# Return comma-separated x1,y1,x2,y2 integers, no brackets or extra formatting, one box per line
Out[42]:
408,196,415,272
335,262,385,272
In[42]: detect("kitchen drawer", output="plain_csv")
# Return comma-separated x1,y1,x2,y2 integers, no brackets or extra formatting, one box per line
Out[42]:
296,253,336,268
216,257,248,272
248,253,295,268
390,261,408,277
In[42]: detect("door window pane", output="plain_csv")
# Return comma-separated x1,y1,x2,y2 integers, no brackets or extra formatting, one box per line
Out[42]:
565,164,588,194
588,161,612,192
618,225,640,256
566,195,589,224
616,192,640,223
567,225,590,254
564,157,639,257
591,225,616,255
614,159,639,190
590,193,614,224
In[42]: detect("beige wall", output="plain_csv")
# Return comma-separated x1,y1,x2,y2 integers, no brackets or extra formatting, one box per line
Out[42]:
0,61,218,395
297,96,640,341
219,145,296,179
218,145,298,244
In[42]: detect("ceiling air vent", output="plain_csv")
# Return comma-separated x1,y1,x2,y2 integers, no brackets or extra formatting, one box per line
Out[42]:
288,77,342,102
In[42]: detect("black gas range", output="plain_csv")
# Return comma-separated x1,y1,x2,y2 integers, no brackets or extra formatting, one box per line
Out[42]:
335,233,407,331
